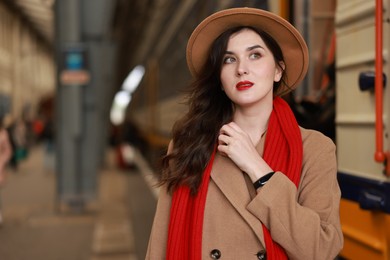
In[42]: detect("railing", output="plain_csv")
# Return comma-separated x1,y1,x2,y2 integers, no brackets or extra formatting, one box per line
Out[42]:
374,0,390,176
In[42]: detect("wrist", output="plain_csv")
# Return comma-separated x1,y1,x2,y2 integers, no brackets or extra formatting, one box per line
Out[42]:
246,165,274,183
253,171,275,190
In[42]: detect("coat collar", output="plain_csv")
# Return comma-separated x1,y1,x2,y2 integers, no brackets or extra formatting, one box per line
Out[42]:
210,136,266,247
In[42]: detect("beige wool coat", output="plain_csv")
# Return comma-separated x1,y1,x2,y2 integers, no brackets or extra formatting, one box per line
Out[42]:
146,128,344,260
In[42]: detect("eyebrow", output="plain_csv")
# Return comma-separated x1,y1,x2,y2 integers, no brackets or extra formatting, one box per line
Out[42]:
224,44,264,55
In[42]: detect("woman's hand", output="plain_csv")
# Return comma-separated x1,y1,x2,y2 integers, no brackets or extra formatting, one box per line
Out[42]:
218,122,273,181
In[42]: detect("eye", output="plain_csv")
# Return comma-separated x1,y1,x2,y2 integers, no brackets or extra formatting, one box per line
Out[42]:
223,56,235,64
249,52,261,59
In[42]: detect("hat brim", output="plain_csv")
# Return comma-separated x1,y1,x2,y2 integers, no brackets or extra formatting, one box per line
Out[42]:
186,7,309,93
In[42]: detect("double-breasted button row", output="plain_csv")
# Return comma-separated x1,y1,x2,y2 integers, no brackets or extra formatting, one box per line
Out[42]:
209,249,266,259
210,249,221,259
256,250,267,260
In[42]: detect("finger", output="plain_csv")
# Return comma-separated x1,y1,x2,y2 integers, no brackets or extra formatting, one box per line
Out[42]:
217,144,228,157
227,122,243,132
218,134,230,146
226,122,251,142
220,123,236,137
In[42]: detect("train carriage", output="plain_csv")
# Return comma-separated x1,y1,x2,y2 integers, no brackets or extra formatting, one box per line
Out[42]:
335,0,390,258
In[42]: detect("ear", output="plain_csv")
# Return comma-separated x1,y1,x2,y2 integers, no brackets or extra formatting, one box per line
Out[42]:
274,61,285,82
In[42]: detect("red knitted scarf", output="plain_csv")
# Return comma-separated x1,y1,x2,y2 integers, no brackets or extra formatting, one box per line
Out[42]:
166,97,303,259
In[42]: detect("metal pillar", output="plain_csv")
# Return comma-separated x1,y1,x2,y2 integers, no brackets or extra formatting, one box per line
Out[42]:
55,0,116,212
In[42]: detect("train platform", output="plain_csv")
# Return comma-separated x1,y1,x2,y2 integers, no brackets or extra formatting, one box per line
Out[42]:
0,144,158,260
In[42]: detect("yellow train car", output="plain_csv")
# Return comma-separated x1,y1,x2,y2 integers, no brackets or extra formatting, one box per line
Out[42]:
335,0,390,259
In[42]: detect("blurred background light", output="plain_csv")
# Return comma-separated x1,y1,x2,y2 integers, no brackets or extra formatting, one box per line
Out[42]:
110,65,145,125
122,65,145,93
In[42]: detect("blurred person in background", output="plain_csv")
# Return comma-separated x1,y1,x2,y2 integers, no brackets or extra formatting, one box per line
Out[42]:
7,118,28,170
0,116,13,225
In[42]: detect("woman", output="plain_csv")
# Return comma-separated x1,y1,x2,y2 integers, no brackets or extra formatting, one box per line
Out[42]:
147,7,343,260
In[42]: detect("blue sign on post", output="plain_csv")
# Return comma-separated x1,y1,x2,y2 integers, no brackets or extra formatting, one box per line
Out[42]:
66,52,84,70
60,47,90,85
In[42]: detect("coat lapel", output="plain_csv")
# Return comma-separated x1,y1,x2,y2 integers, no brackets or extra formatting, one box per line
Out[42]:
211,139,266,247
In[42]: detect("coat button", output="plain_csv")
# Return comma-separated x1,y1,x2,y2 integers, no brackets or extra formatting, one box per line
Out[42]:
256,250,267,260
210,249,221,259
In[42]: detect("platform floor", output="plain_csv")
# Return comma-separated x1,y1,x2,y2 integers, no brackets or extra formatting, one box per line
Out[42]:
0,145,158,260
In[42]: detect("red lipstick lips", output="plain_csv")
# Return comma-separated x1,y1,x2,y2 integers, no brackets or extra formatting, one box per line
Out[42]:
236,80,254,90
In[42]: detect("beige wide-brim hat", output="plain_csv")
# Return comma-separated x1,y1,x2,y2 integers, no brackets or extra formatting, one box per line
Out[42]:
186,7,309,94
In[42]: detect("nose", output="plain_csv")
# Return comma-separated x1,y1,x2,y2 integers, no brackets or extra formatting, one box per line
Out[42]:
236,60,249,76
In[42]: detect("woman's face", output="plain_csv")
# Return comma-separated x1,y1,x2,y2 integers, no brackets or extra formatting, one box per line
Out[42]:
220,29,283,108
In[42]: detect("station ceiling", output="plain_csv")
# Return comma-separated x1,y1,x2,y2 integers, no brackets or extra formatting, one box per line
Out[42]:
4,0,54,46
6,0,266,59
5,0,268,96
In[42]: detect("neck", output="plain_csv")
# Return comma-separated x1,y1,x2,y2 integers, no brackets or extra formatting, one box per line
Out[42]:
233,101,273,144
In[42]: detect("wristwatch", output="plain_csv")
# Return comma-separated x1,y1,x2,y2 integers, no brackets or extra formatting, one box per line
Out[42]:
253,171,275,190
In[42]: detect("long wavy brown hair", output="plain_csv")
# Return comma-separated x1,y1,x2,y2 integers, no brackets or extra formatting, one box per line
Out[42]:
159,26,286,195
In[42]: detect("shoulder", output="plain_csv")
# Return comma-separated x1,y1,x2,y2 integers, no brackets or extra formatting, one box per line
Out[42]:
300,127,335,154
298,128,338,196
299,127,336,167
